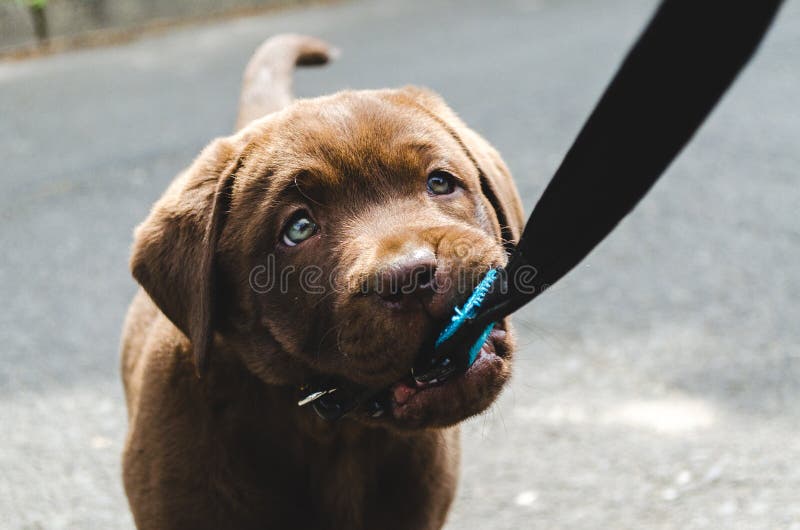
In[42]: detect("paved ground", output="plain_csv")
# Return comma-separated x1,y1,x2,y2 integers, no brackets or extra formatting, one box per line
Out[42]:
1,0,799,528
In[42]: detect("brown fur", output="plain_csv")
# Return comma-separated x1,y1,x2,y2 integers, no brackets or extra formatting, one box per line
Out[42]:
121,35,523,529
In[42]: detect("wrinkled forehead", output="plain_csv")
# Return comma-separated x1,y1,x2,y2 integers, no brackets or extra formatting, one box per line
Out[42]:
244,93,478,205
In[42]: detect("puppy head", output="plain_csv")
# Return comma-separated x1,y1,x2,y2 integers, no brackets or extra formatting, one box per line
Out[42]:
131,87,524,429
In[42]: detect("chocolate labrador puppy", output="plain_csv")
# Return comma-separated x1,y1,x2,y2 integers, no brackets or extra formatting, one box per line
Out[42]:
121,34,524,530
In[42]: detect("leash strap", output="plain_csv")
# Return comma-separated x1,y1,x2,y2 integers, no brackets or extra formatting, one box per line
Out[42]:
429,0,785,369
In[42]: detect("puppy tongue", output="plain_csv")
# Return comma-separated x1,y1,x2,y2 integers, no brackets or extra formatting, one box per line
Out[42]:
392,382,417,406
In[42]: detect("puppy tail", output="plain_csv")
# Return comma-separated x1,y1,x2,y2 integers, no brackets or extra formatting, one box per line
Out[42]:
236,34,338,130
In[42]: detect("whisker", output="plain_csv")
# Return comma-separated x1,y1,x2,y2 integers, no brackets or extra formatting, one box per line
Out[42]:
314,321,346,360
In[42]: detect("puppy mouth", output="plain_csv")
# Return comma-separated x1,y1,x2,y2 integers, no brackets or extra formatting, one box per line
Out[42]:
386,326,510,426
299,322,511,427
311,320,510,428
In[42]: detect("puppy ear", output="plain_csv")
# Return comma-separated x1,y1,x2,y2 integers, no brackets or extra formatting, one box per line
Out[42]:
394,86,525,247
130,138,240,375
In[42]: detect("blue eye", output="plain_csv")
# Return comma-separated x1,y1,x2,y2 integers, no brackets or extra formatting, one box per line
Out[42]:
282,213,317,246
427,171,457,195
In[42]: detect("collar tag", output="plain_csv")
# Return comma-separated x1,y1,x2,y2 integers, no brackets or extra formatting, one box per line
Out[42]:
297,387,337,407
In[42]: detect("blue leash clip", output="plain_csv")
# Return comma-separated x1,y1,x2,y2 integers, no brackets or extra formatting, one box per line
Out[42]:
434,268,498,368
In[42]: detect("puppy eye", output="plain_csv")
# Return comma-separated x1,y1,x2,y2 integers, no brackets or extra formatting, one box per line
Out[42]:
427,171,457,195
282,213,318,246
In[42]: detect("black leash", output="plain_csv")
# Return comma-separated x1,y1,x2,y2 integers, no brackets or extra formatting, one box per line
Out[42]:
420,0,785,381
302,0,786,419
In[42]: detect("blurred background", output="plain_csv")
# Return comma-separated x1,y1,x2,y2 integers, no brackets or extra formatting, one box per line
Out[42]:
1,0,798,528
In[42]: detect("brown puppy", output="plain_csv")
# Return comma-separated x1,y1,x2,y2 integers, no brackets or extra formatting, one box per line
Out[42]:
121,34,524,530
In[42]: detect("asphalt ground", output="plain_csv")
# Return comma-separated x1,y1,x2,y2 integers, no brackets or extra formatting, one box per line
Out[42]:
1,0,799,528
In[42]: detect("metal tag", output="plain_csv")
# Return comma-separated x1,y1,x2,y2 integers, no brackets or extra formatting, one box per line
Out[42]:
297,388,337,407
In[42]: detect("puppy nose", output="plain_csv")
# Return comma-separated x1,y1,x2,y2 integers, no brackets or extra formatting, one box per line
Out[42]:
375,250,436,309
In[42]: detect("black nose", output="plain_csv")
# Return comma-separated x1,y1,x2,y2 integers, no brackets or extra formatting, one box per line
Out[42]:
374,256,436,309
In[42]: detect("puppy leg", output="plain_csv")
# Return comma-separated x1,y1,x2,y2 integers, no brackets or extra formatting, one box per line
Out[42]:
236,34,337,130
